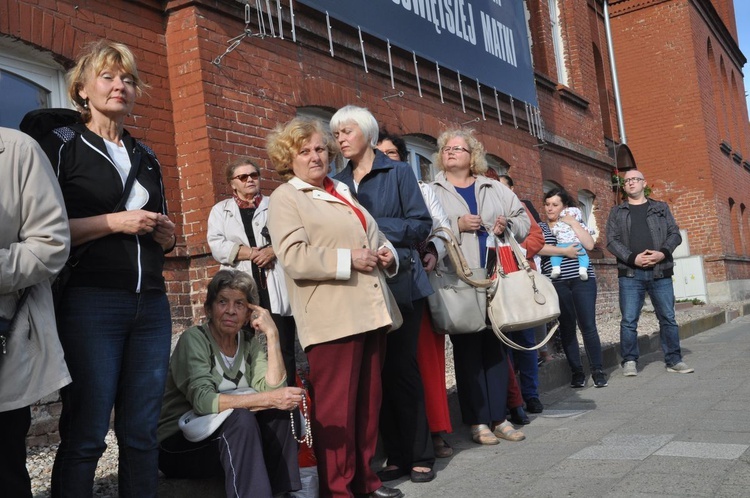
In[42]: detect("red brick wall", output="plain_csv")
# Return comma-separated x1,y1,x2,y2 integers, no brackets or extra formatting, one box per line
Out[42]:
611,0,750,286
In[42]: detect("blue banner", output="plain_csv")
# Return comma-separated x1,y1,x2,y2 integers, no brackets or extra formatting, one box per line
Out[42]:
296,0,537,105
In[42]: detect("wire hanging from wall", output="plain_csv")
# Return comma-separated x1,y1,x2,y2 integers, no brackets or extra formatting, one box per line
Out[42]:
494,88,503,126
436,63,444,104
276,0,284,39
477,81,485,121
326,12,334,57
289,0,296,42
358,27,368,73
458,72,465,113
510,95,518,129
387,40,395,89
213,1,268,66
413,52,422,98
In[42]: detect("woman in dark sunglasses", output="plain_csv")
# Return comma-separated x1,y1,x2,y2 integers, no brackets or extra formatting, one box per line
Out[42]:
207,158,297,385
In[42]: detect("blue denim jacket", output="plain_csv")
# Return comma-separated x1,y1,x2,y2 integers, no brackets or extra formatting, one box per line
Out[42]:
606,199,682,278
335,150,433,307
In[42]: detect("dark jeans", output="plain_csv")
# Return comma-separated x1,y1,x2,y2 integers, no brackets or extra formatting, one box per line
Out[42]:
552,277,603,373
380,298,435,470
272,313,297,386
508,328,540,400
0,406,32,498
619,270,683,366
52,288,172,498
159,409,300,498
450,328,509,425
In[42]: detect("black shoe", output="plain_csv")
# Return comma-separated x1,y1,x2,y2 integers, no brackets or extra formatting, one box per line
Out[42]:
508,406,530,425
571,371,586,388
410,467,436,483
592,369,608,388
525,397,544,413
357,486,405,498
376,467,408,482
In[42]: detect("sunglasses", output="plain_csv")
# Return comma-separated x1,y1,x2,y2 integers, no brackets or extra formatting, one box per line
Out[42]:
232,172,260,182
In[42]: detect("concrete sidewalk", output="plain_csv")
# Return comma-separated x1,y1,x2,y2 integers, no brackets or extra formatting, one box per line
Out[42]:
159,307,750,497
394,313,750,497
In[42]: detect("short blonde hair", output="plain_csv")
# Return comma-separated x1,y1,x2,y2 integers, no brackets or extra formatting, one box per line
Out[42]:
433,128,488,175
67,40,145,123
266,118,337,181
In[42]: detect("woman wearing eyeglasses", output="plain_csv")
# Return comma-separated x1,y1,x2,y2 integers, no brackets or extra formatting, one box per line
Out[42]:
431,128,530,445
207,158,296,385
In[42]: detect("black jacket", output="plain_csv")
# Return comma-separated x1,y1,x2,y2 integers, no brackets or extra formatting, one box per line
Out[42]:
21,109,169,293
606,198,682,279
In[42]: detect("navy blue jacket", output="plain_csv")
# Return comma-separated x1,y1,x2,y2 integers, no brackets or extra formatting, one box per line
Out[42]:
335,150,433,307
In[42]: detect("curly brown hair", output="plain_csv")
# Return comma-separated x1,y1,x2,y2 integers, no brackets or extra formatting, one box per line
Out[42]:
266,118,337,181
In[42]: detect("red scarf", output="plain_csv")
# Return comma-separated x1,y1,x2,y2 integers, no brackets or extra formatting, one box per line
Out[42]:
233,193,262,209
323,178,367,231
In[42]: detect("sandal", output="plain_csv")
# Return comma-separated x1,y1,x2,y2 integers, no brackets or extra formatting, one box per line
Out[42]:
432,434,454,458
493,420,526,441
471,424,499,445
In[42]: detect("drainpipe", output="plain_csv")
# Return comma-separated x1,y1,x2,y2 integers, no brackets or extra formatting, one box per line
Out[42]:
603,0,627,144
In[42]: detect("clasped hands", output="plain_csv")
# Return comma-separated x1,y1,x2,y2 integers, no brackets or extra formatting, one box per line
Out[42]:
116,210,175,247
351,247,395,272
458,214,507,236
635,249,665,269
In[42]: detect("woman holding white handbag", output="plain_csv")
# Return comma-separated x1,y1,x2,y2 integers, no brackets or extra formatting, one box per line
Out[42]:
430,128,530,445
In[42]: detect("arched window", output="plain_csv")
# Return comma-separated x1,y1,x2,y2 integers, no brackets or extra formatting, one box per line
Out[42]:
578,189,599,241
0,47,67,129
486,155,509,178
403,134,437,181
542,180,562,194
548,0,568,85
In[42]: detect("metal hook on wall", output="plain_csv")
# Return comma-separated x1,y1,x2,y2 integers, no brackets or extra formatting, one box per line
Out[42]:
382,91,405,101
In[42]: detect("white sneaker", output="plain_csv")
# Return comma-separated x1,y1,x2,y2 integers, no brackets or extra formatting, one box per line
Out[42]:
579,267,589,281
622,361,637,377
550,267,561,279
667,362,694,374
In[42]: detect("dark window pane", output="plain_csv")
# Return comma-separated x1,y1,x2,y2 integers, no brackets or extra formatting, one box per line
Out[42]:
0,70,50,129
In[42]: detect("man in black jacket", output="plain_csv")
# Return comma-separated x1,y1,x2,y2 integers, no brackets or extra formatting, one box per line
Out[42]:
606,170,693,377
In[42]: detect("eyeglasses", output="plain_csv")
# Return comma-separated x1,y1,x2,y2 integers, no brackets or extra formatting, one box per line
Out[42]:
441,146,470,154
623,177,644,185
232,172,260,182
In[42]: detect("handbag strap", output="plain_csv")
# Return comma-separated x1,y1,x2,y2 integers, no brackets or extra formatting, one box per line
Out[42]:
429,226,493,288
490,230,549,306
488,315,560,351
0,287,32,354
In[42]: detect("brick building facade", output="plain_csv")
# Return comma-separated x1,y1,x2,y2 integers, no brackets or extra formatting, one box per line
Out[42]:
610,0,750,301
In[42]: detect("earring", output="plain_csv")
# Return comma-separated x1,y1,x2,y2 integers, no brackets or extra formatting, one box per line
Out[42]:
82,99,88,109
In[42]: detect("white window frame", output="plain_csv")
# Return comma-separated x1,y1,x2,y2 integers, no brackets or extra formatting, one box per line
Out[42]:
403,135,437,181
577,189,599,241
548,0,569,85
0,51,68,111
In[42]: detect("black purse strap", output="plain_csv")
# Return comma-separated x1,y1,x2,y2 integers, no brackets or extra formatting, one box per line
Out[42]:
67,147,142,267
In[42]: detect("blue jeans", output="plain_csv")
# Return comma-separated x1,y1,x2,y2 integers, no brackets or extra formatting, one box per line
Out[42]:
508,328,539,399
552,277,603,373
549,242,589,270
52,288,171,498
619,270,683,367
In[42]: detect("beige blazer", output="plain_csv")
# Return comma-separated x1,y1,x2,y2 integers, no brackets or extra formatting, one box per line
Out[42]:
268,177,399,349
431,173,530,269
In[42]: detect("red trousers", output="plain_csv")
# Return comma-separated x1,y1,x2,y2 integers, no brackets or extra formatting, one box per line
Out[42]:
306,331,386,498
416,310,452,433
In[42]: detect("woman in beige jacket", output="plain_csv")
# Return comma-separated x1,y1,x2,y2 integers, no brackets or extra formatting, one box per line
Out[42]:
266,117,403,498
431,128,530,446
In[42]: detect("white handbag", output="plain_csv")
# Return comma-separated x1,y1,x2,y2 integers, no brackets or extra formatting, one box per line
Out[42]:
427,227,492,334
178,387,257,442
487,232,560,350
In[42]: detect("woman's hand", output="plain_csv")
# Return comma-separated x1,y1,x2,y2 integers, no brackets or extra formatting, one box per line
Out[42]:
561,244,585,259
247,304,278,338
152,214,176,249
113,210,162,236
251,246,276,269
269,386,306,411
559,215,579,227
377,247,395,270
492,215,507,236
352,248,378,272
457,214,482,233
422,252,437,272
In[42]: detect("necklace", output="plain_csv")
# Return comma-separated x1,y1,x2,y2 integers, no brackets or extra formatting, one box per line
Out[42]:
290,391,313,448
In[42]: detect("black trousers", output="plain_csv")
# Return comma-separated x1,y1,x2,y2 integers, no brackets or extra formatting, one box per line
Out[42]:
451,328,509,425
380,298,435,470
0,406,32,498
159,409,300,498
272,313,298,386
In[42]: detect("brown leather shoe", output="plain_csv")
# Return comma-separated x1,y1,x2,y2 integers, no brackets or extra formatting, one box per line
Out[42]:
432,434,454,458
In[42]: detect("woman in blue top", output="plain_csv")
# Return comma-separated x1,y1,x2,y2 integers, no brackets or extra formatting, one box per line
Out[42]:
332,105,436,484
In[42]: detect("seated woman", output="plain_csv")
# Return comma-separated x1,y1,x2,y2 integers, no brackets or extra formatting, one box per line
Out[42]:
157,269,303,498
